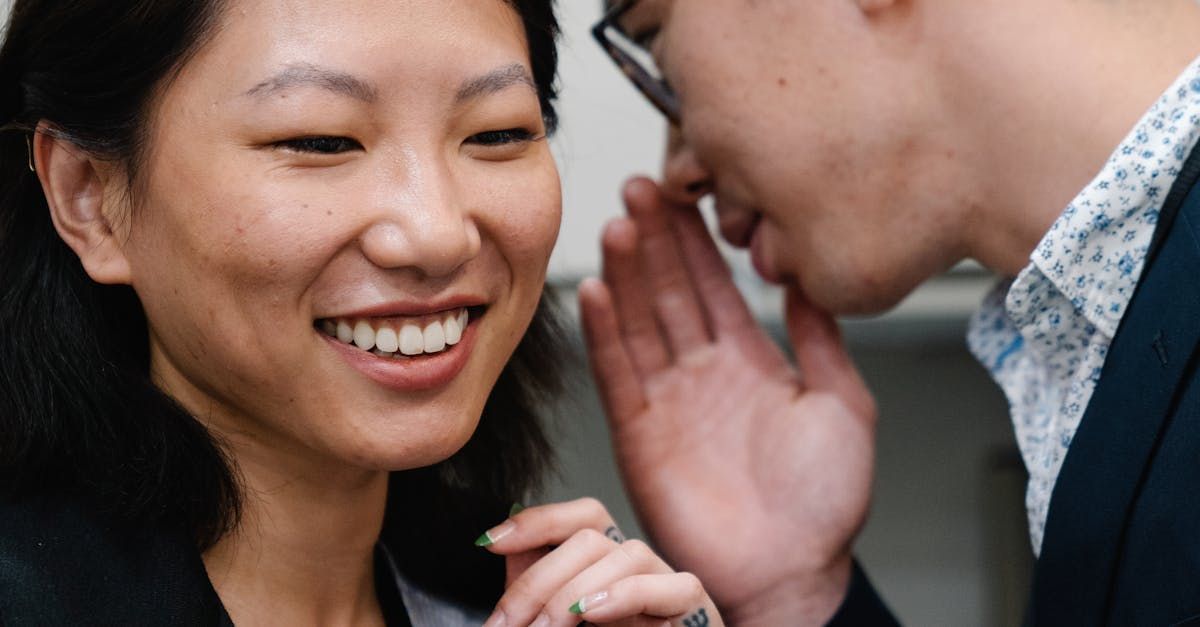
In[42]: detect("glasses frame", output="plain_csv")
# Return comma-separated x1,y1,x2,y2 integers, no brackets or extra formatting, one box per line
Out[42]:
591,0,681,124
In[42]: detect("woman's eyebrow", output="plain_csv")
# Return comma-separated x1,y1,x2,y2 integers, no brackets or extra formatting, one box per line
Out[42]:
455,63,537,103
243,63,378,102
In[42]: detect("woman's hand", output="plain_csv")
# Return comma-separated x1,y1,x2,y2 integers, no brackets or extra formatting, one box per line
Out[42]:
577,178,878,626
477,498,724,627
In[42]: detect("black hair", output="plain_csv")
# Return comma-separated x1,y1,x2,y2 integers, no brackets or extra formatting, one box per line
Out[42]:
0,0,561,611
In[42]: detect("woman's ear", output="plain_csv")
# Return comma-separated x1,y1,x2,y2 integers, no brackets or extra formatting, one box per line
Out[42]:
33,125,133,285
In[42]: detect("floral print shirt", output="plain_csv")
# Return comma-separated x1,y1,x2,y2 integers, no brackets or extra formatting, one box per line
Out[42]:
967,56,1200,555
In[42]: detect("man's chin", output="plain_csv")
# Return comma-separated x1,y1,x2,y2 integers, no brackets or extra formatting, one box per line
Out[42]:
792,275,910,318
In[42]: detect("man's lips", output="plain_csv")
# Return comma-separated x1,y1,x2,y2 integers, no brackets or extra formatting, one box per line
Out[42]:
749,225,783,285
717,210,762,248
714,205,783,284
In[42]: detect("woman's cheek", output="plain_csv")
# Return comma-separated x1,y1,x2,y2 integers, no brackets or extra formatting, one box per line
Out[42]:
497,167,562,274
521,198,563,271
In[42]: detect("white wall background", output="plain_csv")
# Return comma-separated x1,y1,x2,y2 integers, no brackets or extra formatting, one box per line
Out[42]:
547,0,666,280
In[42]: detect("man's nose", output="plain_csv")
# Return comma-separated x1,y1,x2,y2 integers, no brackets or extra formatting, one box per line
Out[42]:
358,163,481,278
661,125,713,205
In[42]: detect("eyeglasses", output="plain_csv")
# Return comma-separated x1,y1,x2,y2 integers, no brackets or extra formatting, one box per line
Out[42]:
592,0,681,124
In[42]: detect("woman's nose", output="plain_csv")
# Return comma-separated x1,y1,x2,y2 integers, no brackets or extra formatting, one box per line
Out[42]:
359,167,481,278
661,125,713,205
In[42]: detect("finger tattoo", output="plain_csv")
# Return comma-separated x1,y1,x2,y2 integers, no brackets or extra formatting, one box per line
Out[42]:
603,525,626,544
682,608,710,627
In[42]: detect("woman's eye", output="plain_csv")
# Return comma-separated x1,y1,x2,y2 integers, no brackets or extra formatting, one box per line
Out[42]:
467,128,537,146
275,136,362,155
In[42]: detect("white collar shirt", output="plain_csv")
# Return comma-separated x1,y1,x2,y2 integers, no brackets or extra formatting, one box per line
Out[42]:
967,56,1200,555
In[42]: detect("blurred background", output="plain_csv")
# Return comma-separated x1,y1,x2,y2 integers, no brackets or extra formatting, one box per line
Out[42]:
542,2,1032,625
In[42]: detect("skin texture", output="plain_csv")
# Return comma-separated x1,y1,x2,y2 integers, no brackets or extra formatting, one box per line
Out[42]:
582,0,1200,624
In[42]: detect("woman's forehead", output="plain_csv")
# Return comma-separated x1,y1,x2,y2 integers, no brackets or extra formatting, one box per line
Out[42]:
193,0,532,97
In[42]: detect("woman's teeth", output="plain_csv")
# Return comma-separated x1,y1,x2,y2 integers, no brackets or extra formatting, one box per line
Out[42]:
318,308,468,358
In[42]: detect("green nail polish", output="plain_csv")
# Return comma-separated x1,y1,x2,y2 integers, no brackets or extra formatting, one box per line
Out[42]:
509,502,526,517
475,520,516,548
571,591,609,614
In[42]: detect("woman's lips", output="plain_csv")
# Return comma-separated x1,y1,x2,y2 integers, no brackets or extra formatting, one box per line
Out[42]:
318,308,481,392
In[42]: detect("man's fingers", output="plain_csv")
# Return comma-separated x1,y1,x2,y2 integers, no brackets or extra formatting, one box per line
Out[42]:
579,277,648,422
667,203,757,336
784,287,876,419
602,218,672,376
624,177,713,355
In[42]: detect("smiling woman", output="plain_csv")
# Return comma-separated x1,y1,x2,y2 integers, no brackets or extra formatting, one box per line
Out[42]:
0,1,723,626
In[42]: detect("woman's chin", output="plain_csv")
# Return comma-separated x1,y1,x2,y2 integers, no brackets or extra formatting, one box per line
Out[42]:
333,419,480,472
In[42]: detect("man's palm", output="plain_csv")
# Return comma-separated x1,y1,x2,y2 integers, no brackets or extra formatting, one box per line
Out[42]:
579,178,876,623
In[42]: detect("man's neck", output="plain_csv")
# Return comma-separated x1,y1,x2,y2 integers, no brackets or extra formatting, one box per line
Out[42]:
938,0,1200,276
201,435,390,627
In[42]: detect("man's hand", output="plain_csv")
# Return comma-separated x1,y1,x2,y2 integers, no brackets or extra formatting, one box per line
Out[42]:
578,178,878,626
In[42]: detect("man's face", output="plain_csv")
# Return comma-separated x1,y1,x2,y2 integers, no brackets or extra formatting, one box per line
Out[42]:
625,0,976,314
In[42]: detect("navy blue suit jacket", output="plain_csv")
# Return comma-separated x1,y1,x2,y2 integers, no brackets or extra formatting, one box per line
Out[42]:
831,143,1200,626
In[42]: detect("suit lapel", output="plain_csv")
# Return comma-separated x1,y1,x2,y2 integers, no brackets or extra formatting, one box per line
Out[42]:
1029,155,1200,625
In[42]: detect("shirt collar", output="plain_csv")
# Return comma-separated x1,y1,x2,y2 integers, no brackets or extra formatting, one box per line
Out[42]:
1006,55,1200,341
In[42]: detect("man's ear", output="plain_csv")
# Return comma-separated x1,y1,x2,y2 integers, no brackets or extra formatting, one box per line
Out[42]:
33,124,133,285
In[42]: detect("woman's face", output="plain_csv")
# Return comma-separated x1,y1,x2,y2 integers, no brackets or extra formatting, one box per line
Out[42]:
120,0,560,472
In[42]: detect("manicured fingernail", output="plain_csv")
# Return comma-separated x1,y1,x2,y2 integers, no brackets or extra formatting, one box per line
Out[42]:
482,609,507,627
509,502,526,517
530,613,550,627
569,591,610,615
474,520,516,547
